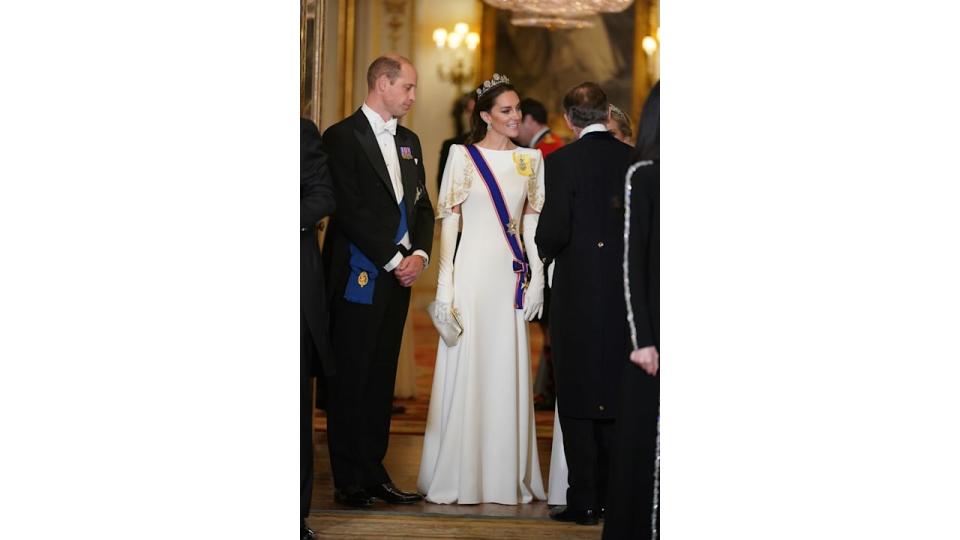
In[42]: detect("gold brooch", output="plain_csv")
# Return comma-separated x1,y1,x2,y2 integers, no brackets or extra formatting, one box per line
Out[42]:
506,219,519,236
513,152,534,177
358,271,369,287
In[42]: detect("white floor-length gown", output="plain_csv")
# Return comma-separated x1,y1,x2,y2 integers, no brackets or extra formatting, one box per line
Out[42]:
547,411,569,505
418,144,547,504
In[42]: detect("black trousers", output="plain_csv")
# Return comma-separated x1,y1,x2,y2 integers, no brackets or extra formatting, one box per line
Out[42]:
559,415,616,512
326,273,410,490
602,363,660,540
301,311,315,520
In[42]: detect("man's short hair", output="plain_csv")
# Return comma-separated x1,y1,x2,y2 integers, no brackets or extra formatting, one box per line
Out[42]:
366,55,410,90
562,82,610,128
520,98,548,125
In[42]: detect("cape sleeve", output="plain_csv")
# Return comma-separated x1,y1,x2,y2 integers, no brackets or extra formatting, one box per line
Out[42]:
436,144,473,218
525,148,545,212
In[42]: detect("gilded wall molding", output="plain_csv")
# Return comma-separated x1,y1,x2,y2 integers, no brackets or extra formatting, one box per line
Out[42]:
339,0,357,118
631,0,650,122
382,0,411,52
300,0,325,125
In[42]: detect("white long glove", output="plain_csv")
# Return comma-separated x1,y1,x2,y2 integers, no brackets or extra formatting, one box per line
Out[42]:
432,213,460,323
522,213,544,321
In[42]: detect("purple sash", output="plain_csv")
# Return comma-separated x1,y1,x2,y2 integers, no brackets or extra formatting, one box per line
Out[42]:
465,145,527,310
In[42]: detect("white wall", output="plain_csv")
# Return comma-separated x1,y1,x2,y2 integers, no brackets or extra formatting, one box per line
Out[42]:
411,0,482,207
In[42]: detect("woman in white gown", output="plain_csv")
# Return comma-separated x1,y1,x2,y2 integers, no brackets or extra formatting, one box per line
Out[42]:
417,75,547,505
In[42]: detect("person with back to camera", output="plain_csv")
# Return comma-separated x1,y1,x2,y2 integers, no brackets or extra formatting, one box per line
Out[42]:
603,81,660,540
536,81,633,526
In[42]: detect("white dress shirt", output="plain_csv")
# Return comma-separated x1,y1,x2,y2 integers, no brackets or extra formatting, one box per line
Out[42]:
360,103,429,271
529,127,550,148
578,123,609,139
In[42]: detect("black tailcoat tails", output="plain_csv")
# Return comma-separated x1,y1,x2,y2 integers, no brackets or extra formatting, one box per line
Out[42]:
321,109,434,491
301,118,336,522
535,130,633,513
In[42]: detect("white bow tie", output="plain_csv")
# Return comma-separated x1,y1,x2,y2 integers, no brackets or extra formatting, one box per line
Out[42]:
376,118,397,136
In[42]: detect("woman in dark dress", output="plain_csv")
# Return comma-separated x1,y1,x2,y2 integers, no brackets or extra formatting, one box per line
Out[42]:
602,81,660,540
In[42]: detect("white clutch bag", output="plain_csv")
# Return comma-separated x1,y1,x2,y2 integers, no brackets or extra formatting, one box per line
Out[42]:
427,300,463,347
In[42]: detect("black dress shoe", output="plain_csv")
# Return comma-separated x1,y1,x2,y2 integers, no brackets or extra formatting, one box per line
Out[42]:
301,525,317,540
333,487,375,508
367,482,423,504
549,505,600,525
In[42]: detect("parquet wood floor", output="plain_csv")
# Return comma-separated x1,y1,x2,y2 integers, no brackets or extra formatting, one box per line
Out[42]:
305,278,589,538
308,433,600,539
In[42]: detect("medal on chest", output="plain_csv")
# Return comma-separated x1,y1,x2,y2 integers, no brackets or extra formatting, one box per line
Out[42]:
512,152,534,177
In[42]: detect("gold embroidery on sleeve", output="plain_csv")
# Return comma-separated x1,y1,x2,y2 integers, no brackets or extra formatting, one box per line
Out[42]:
438,148,473,218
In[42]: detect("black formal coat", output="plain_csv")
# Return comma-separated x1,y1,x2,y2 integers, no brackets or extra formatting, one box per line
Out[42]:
301,117,334,522
301,118,336,377
320,108,434,490
535,131,633,419
603,160,660,540
321,108,434,312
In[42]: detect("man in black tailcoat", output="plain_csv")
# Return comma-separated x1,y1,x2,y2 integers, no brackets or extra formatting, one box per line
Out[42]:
321,54,434,508
301,117,335,540
536,82,633,526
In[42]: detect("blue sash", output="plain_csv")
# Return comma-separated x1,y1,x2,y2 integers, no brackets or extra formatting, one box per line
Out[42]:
464,145,527,310
344,200,408,304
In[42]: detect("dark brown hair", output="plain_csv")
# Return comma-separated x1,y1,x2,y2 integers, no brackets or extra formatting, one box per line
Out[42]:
520,98,548,125
465,82,518,145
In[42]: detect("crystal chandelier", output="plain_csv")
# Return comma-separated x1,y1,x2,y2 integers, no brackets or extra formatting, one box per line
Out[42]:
483,0,634,18
509,11,596,29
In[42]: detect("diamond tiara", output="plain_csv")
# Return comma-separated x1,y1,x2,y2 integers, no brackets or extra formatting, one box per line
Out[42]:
476,73,511,98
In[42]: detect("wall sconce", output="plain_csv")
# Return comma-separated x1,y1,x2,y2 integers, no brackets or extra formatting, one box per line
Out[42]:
642,27,660,82
642,35,658,55
432,22,480,92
